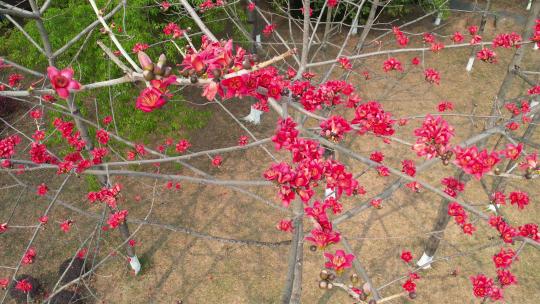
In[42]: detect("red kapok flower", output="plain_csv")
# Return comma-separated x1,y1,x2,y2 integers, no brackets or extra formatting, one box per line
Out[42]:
238,135,249,146
509,191,529,210
22,247,36,265
324,249,354,272
497,269,517,287
383,57,403,72
15,279,32,293
0,278,8,290
47,67,81,100
60,220,73,233
470,274,493,298
276,219,293,232
212,155,223,167
424,68,440,84
401,250,413,263
493,248,516,269
33,183,48,197
402,279,416,292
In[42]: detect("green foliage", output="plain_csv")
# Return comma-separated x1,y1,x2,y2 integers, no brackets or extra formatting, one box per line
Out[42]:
85,175,102,192
0,0,213,145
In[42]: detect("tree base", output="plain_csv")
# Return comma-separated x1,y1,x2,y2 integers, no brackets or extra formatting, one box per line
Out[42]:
129,255,141,275
465,57,475,72
416,252,433,269
243,107,263,124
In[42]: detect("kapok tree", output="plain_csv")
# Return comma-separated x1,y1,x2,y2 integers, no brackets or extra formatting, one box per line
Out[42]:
0,0,539,303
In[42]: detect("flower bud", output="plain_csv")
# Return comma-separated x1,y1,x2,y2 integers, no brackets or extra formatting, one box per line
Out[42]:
163,67,172,77
190,75,198,84
319,280,328,289
138,51,154,71
319,270,329,280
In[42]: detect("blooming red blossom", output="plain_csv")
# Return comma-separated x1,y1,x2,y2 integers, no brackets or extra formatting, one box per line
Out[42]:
370,199,382,209
438,101,454,112
529,85,540,95
497,269,517,287
453,146,500,179
247,2,255,11
508,191,529,210
47,67,81,100
493,248,516,269
401,160,416,177
320,115,352,142
370,151,384,163
272,117,299,150
38,215,48,225
441,177,465,198
0,134,21,159
132,42,149,53
22,247,36,265
77,248,88,259
276,219,293,232
8,73,23,87
175,139,191,153
0,278,8,290
452,31,464,42
468,25,478,35
470,274,493,298
424,68,440,84
377,166,390,177
503,143,523,160
518,152,537,171
212,155,223,167
327,0,339,7
29,142,54,164
324,250,354,272
411,57,420,65
324,196,342,214
392,27,409,46
406,181,422,192
383,57,403,72
462,223,476,235
351,101,396,137
163,22,184,38
37,183,48,196
305,228,340,248
491,191,506,205
493,32,522,48
413,115,454,159
430,42,445,52
60,220,73,233
518,223,539,242
238,135,249,146
29,110,42,119
107,210,128,229
0,223,7,234
15,279,32,293
96,129,109,145
338,57,352,70
136,76,176,112
262,24,276,36
402,279,416,292
160,1,171,10
401,250,413,263
476,48,497,63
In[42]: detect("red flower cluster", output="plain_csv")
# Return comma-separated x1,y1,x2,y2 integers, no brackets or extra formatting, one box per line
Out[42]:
107,210,128,229
493,32,522,48
163,22,184,39
531,19,540,47
453,146,500,179
383,57,403,72
452,31,464,43
441,177,464,198
437,101,454,112
508,191,529,210
448,202,476,235
489,216,518,243
401,160,416,177
392,26,409,47
276,219,293,232
8,73,23,87
132,42,149,53
37,183,48,196
47,67,81,100
338,57,352,70
413,115,454,159
351,101,396,137
370,151,384,163
88,183,122,209
497,269,517,287
493,248,516,269
22,247,36,265
324,250,354,273
470,274,495,299
297,80,355,112
136,76,176,112
199,0,224,12
262,24,276,36
476,48,497,63
401,250,413,263
0,134,21,160
327,0,339,8
15,279,32,293
424,68,440,84
320,115,352,142
518,223,539,242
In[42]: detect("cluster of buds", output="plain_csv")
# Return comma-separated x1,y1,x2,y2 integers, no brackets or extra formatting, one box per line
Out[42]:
138,52,173,81
318,269,336,290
